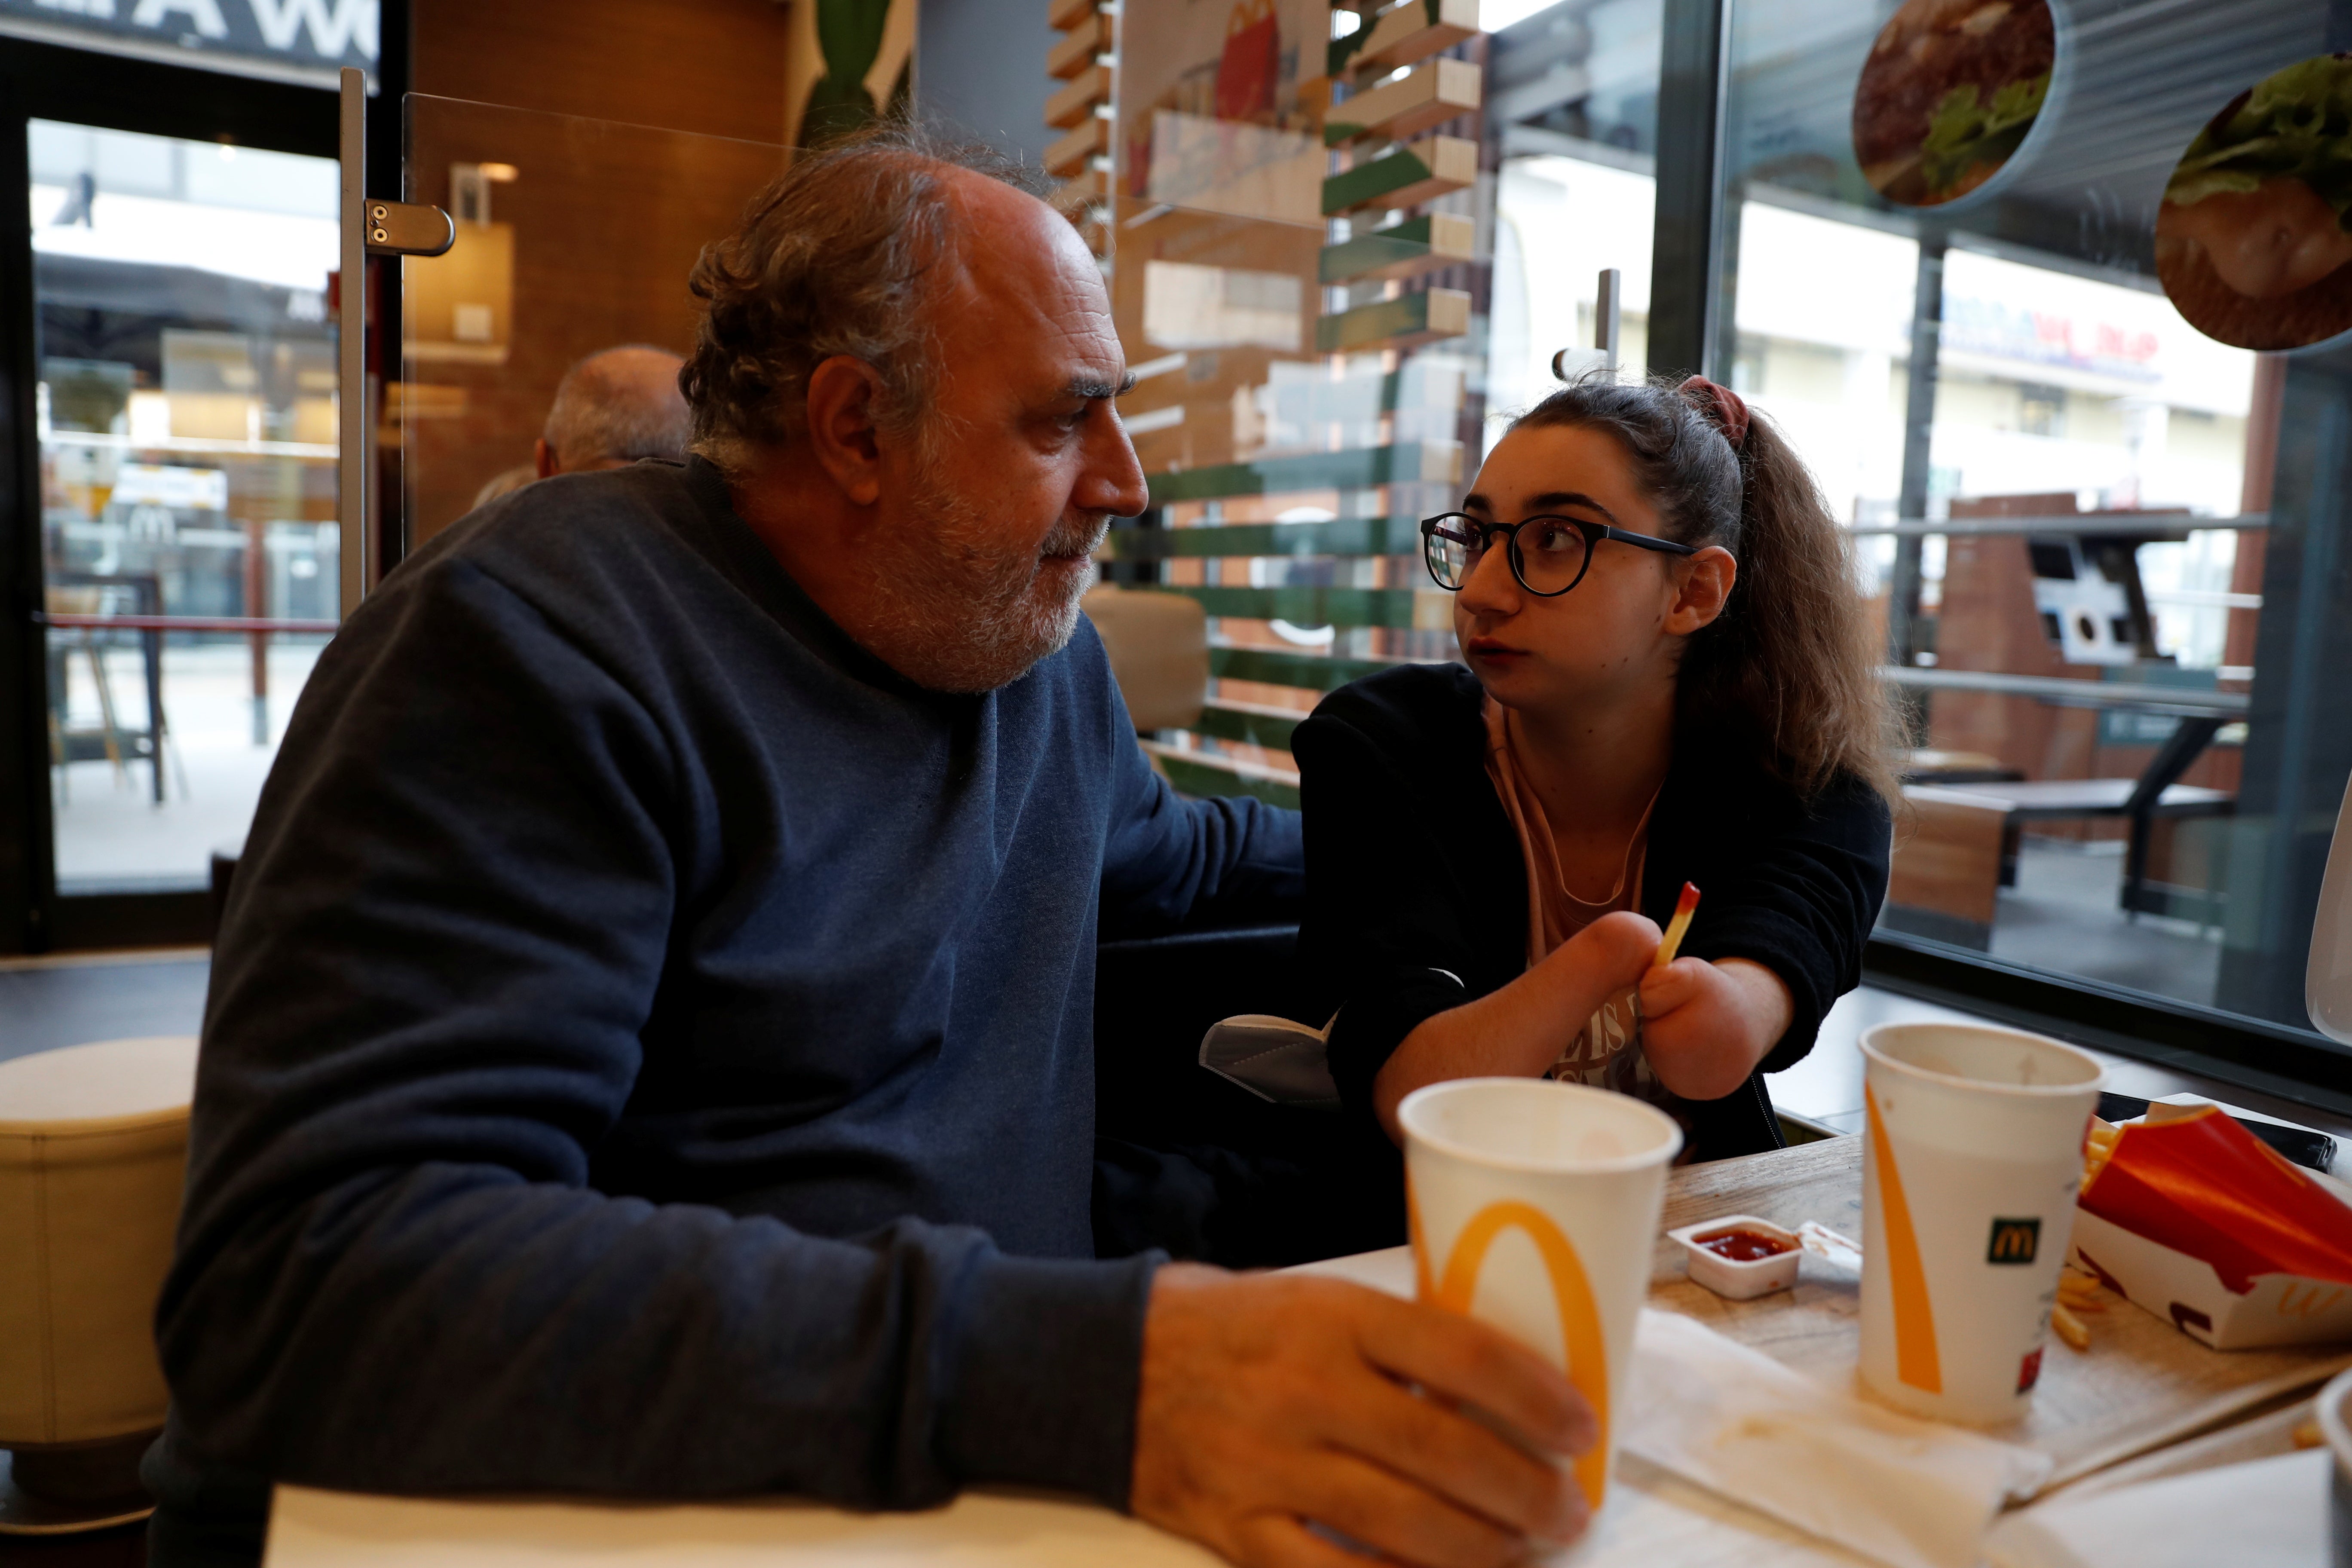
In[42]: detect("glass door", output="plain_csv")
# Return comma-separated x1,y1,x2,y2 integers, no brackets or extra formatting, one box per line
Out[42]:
392,95,787,554
0,43,348,953
33,119,342,900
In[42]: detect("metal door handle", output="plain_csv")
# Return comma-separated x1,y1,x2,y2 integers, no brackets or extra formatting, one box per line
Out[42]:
365,199,455,257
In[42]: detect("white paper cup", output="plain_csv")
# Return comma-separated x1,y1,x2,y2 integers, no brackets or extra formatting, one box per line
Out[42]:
1858,1022,2104,1424
2319,1366,2352,1568
1399,1078,1682,1512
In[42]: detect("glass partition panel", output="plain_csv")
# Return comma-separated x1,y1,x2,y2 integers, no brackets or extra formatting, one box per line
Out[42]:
395,96,787,551
34,119,340,894
1720,0,2351,1051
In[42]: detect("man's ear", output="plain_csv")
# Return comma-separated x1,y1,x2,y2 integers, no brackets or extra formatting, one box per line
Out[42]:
1665,545,1736,635
533,437,557,479
805,355,887,507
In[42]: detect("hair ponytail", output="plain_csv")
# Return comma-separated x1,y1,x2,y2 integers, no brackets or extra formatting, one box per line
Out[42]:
1508,376,1899,804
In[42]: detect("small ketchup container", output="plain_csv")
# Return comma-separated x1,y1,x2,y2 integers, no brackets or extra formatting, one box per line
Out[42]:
1667,1214,1802,1300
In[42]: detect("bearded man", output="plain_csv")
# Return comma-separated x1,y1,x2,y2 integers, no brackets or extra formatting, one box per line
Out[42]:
149,135,1594,1568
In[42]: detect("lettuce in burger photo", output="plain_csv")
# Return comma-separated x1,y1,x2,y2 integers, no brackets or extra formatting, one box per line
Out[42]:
2158,55,2352,351
1853,0,2056,208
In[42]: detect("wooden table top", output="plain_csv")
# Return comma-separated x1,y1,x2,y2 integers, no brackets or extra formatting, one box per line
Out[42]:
1651,1137,2352,1493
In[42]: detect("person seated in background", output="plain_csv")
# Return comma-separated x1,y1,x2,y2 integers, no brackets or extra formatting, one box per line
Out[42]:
1294,376,1895,1162
534,343,692,478
148,131,1599,1568
468,345,694,510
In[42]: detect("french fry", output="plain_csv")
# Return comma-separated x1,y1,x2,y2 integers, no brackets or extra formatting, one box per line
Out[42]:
2082,1119,2121,1187
1652,882,1701,969
2294,1416,2325,1449
2051,1302,2091,1351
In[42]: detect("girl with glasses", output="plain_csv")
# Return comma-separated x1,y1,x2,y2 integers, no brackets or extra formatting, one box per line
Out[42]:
1292,376,1895,1161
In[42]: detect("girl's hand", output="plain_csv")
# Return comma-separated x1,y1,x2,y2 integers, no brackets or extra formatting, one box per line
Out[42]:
1637,956,1793,1102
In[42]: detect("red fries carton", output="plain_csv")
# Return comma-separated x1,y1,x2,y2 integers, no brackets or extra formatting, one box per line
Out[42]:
2068,1105,2352,1349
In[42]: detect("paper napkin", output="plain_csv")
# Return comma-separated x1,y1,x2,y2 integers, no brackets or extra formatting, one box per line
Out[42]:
1624,1308,2051,1568
1979,1448,2327,1568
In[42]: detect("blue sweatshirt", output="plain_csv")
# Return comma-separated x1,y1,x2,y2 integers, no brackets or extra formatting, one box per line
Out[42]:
148,457,1303,1552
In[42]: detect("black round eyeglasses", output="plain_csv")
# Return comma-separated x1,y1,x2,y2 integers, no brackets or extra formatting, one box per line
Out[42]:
1420,512,1696,598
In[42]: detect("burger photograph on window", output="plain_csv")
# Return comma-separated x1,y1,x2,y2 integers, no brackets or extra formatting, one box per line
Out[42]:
1851,0,2058,209
2158,53,2352,352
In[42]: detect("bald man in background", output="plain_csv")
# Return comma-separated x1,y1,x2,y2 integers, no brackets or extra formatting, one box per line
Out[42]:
536,344,692,477
471,346,693,509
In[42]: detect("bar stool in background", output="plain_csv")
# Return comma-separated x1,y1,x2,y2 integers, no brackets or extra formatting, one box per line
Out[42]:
1080,583,1209,733
0,1036,200,1535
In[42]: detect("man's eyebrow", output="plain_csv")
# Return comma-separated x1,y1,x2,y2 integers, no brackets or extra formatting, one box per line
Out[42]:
1069,372,1137,400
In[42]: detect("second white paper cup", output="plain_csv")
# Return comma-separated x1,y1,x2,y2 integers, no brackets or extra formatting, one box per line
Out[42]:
1858,1022,2104,1424
1400,1078,1682,1512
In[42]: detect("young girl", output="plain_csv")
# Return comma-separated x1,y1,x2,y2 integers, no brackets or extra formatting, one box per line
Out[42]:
1293,375,1895,1161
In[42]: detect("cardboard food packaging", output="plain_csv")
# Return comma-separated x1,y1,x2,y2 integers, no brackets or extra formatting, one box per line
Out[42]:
2069,1105,2352,1349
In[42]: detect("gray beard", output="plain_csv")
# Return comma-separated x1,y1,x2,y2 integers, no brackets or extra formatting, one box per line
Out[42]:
863,469,1111,694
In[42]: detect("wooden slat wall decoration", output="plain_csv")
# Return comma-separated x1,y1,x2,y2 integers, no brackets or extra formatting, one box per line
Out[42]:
1097,0,1488,803
1046,0,1113,257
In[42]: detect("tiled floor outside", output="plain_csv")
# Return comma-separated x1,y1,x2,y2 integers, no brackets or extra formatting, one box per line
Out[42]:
1987,837,2221,1011
47,639,325,892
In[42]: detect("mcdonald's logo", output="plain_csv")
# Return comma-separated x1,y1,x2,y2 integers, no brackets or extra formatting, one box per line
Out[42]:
1986,1217,2041,1265
2277,1282,2346,1320
1408,1182,1613,1510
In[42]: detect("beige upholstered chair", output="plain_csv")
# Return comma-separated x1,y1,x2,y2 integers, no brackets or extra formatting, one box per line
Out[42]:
1081,585,1209,734
0,1035,199,1535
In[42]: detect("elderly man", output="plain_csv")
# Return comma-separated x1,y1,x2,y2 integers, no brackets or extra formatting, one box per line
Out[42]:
150,135,1592,1568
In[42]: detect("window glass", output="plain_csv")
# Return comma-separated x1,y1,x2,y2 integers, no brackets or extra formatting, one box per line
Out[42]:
1097,0,1663,805
1487,0,1661,411
1720,0,2349,1047
34,119,339,894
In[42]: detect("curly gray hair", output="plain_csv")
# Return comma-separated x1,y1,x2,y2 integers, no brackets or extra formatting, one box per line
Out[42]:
679,126,1046,466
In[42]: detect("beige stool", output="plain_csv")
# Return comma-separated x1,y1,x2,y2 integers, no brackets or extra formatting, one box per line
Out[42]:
0,1035,199,1534
1081,585,1209,733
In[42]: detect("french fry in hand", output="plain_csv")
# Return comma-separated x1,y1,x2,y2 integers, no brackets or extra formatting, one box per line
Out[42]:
1652,882,1701,970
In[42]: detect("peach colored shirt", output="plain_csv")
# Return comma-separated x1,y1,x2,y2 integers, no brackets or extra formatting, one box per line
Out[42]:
1481,698,1669,1102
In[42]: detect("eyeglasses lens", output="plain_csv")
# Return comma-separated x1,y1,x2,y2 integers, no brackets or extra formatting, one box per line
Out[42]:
1513,519,1591,594
1427,519,1481,589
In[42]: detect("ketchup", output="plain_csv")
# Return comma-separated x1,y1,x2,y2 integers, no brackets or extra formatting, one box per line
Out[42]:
1693,1226,1794,1262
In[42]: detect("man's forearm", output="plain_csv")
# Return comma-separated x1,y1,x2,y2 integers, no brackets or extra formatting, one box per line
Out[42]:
160,1165,1156,1508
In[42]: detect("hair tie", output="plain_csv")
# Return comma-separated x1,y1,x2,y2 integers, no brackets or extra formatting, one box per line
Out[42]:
1679,374,1751,451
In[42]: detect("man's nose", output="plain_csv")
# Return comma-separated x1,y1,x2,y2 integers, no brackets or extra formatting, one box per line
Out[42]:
1456,536,1520,615
1081,404,1150,518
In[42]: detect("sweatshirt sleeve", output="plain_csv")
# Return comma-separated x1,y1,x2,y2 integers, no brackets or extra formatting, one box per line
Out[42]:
1678,774,1893,1075
1089,628,1305,937
160,557,1156,1512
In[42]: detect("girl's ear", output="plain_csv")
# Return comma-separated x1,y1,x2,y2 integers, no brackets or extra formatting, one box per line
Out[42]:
1665,546,1736,635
